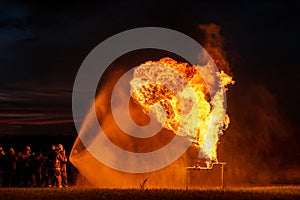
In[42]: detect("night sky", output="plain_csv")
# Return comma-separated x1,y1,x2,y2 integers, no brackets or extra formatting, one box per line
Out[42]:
0,0,299,177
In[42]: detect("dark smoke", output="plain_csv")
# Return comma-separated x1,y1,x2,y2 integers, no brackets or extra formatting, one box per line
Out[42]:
198,23,299,185
219,84,299,185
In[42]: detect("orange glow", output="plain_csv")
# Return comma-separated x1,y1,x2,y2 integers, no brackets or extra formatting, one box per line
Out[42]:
130,57,234,164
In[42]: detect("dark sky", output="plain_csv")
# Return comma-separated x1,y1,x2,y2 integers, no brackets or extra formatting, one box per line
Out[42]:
0,0,299,139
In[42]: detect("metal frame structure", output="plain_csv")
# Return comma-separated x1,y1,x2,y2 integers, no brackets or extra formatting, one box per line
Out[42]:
185,162,226,189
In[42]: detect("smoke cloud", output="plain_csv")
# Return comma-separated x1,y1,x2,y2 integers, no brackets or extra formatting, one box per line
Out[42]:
200,23,299,185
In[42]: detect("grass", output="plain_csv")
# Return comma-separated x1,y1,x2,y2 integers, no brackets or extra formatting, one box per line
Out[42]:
0,185,299,200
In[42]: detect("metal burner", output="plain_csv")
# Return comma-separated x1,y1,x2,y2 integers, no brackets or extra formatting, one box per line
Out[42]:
185,162,226,189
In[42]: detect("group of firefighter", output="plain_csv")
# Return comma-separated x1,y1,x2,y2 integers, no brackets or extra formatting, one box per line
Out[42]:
0,144,69,188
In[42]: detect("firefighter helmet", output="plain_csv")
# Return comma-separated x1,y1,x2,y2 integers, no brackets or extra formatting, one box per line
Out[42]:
57,144,63,151
25,145,31,152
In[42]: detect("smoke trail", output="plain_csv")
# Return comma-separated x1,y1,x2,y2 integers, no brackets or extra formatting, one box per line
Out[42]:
198,23,231,75
70,68,194,188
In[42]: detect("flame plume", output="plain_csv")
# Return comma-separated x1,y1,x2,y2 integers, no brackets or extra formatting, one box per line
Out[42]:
130,57,234,164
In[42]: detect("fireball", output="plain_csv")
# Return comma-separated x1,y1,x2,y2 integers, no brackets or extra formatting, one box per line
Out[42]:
130,57,234,163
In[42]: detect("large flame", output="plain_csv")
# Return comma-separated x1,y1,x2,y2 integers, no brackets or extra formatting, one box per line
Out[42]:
130,57,234,164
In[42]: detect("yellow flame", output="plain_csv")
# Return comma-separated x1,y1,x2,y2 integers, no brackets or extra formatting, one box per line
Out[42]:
130,57,234,162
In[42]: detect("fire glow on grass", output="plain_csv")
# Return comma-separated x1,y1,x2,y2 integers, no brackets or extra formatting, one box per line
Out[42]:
130,57,234,166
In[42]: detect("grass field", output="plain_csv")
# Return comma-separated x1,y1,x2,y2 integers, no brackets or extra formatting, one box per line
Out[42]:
0,185,299,200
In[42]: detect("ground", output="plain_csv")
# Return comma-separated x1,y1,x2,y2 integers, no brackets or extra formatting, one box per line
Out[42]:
0,185,299,200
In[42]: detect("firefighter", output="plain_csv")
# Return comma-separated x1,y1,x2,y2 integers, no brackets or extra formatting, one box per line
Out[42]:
0,146,6,186
39,152,48,187
58,144,68,188
16,151,24,187
31,151,44,187
47,145,62,188
47,145,55,187
4,148,19,187
20,146,34,187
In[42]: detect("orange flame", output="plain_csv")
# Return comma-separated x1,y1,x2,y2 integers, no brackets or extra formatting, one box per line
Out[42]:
130,57,234,164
